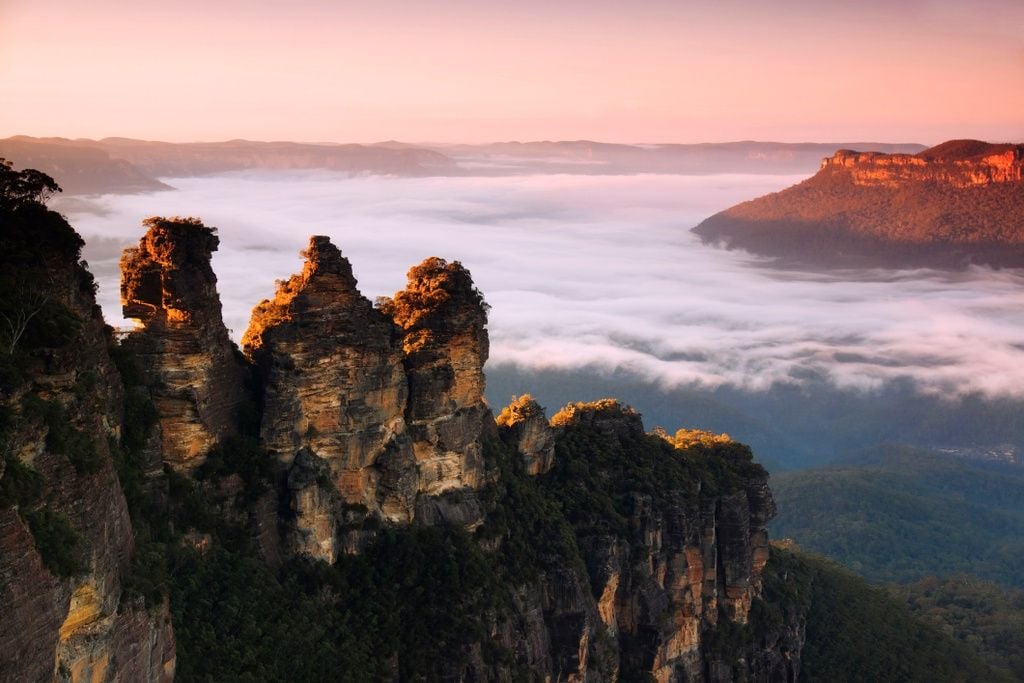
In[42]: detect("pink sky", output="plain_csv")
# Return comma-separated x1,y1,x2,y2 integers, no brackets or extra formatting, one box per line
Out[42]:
1,0,1022,144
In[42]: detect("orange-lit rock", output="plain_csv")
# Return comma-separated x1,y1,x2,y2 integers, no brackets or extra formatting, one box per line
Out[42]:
381,257,491,498
243,239,491,559
822,142,1024,188
2,201,176,681
696,139,1024,268
497,395,556,475
120,217,249,470
243,236,416,557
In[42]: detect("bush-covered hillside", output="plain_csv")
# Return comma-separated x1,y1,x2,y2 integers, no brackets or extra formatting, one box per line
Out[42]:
770,446,1024,586
762,546,1009,682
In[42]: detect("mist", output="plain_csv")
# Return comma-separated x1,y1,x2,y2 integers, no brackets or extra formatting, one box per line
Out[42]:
64,171,1024,402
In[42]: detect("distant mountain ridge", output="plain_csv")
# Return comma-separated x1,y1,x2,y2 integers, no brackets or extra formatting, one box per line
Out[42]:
432,139,925,176
0,135,924,195
694,139,1024,268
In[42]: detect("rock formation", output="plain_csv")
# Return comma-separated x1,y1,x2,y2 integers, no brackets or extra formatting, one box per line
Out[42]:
0,175,175,681
6,161,1004,682
496,394,555,475
380,256,491,500
120,217,249,470
821,140,1023,188
243,239,491,560
694,139,1024,268
542,400,783,681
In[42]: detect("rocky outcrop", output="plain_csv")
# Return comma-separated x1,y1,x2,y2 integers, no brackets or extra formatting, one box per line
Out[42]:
243,236,414,541
1,181,175,681
544,400,783,682
120,217,249,470
243,240,491,560
497,394,555,475
381,257,491,499
695,139,1024,268
822,141,1023,188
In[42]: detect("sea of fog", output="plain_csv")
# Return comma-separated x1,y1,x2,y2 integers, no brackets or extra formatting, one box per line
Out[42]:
63,172,1024,405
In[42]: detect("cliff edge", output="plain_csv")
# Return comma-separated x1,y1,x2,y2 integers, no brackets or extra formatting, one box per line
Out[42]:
694,140,1024,268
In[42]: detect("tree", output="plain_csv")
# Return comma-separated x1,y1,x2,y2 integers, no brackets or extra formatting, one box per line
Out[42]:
0,286,51,354
0,158,61,210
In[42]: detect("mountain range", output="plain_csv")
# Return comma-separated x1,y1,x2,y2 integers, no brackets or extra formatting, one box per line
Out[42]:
0,135,925,195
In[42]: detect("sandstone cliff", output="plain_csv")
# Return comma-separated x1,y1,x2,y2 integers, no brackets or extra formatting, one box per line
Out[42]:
529,400,786,682
243,239,491,561
497,394,556,475
243,236,415,559
5,161,996,682
380,257,491,508
694,139,1024,268
120,217,249,471
0,165,174,682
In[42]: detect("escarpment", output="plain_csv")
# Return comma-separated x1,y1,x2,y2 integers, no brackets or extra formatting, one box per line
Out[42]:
0,165,174,682
120,217,249,470
821,140,1023,188
536,400,788,681
694,139,1024,268
3,172,803,682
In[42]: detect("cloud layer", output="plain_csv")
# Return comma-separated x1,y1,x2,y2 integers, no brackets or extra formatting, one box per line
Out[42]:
64,171,1024,398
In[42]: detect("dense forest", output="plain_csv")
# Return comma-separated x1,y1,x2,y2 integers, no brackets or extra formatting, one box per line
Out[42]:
770,445,1024,587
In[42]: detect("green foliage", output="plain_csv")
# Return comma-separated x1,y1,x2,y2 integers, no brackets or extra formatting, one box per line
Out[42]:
21,394,100,475
0,158,61,210
889,575,1024,680
195,436,275,501
763,547,1008,682
171,525,509,681
122,542,171,607
24,508,85,577
541,413,762,538
0,451,43,509
770,446,1024,587
478,435,587,584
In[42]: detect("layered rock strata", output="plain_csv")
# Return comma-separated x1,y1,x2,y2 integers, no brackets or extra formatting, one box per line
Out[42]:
695,139,1024,268
243,239,491,560
381,257,490,498
1,198,175,681
822,141,1023,188
243,237,415,560
541,400,783,682
120,217,249,470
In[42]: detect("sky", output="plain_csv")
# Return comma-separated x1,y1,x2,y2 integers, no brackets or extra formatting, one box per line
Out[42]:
2,0,1023,144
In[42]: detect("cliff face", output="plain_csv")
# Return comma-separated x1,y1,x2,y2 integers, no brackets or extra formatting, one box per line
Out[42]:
381,257,491,504
533,401,786,682
694,139,1024,268
0,171,175,682
243,239,491,561
822,141,1023,188
120,217,249,470
243,236,415,559
3,167,797,681
497,394,556,475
